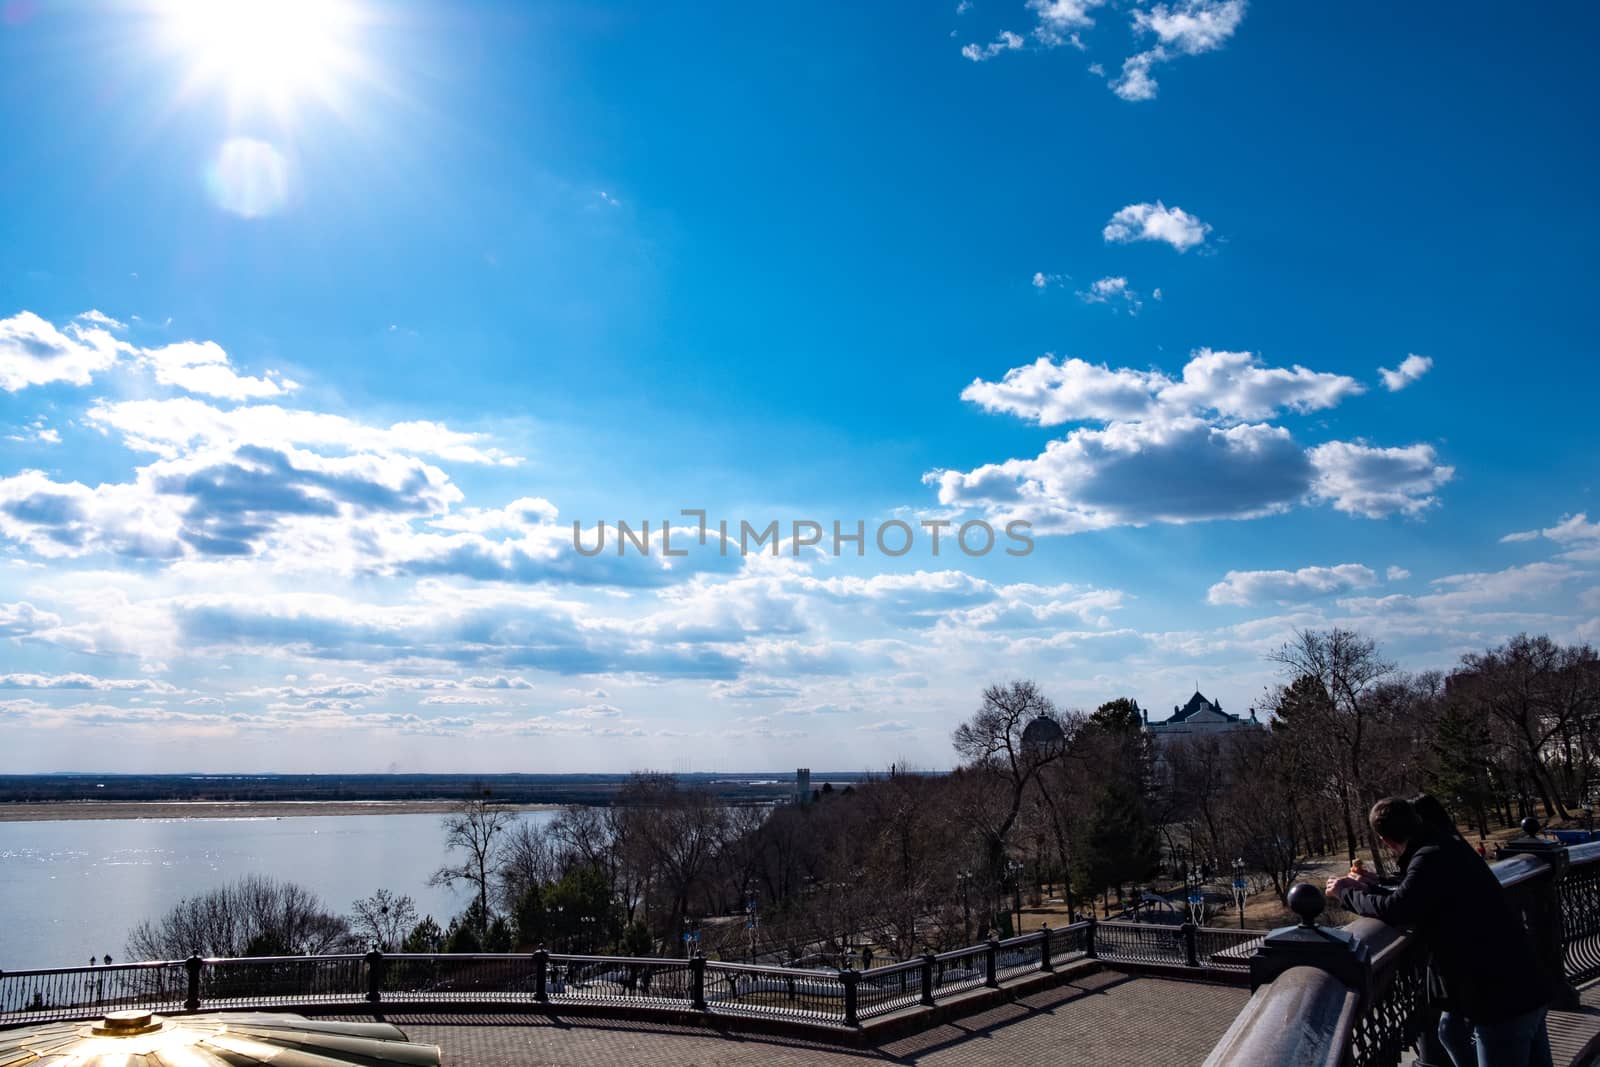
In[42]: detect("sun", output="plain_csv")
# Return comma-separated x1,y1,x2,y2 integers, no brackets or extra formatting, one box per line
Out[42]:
155,0,367,120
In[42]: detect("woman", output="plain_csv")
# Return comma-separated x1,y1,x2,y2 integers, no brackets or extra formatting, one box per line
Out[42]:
1346,794,1473,1067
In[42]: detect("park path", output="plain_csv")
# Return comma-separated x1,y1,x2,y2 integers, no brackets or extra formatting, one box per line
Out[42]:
371,971,1247,1067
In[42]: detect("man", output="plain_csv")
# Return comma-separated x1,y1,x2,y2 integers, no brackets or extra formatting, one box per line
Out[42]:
1327,797,1553,1067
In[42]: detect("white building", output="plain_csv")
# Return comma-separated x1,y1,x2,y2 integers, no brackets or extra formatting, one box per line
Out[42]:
1143,690,1260,743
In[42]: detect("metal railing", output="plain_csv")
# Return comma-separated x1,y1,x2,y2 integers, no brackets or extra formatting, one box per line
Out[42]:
1205,821,1600,1067
0,914,1249,1032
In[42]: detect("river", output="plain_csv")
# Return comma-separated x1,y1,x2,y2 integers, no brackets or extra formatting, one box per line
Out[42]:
0,810,558,970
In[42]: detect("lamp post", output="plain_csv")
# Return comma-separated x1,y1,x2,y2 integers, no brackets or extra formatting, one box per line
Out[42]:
957,870,973,943
745,896,759,962
1006,858,1024,936
1231,858,1247,930
1186,867,1205,926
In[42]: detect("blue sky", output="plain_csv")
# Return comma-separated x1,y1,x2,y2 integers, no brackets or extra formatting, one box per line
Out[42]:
1,0,1596,773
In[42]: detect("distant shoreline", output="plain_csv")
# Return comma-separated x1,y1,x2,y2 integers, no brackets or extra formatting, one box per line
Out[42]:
0,800,564,823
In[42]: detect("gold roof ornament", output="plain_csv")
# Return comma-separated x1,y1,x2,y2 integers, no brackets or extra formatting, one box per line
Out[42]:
0,1010,441,1066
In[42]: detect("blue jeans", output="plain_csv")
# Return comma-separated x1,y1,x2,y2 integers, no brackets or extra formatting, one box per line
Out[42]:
1435,1010,1475,1067
1472,1006,1553,1067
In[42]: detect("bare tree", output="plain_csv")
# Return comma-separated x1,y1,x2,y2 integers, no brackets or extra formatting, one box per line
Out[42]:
613,774,730,955
1270,629,1396,873
1453,635,1600,819
951,680,1072,924
349,889,419,952
127,875,351,960
429,795,515,938
496,818,561,913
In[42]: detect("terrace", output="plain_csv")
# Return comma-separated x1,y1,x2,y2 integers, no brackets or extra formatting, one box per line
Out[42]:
7,820,1600,1065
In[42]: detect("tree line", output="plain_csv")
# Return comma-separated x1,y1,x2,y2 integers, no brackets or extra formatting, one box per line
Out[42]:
125,628,1600,962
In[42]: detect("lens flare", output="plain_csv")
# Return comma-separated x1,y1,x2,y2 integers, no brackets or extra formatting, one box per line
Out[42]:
205,137,289,218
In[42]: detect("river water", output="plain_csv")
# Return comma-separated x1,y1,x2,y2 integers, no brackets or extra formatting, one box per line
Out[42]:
0,811,557,970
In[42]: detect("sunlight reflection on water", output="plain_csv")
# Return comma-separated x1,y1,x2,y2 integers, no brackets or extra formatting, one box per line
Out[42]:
0,811,555,968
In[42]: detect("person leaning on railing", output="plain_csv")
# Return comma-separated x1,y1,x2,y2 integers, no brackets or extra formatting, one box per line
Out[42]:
1327,796,1553,1067
1407,792,1479,1067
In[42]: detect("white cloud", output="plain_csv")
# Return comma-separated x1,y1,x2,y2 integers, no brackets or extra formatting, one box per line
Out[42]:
1135,0,1247,54
959,349,1364,426
1,310,296,400
6,418,62,445
1032,271,1068,289
1163,349,1365,420
1306,441,1455,517
1110,1,1246,101
857,719,915,733
75,310,127,330
1111,49,1163,100
1077,275,1143,312
1027,0,1104,45
937,349,1448,534
1337,562,1577,620
1386,566,1410,581
1500,513,1600,562
962,30,1024,61
928,417,1312,533
1378,354,1433,392
558,703,623,719
140,341,295,400
0,311,127,391
0,601,61,636
87,396,519,467
1207,564,1379,606
0,673,179,693
1102,201,1211,251
711,678,803,700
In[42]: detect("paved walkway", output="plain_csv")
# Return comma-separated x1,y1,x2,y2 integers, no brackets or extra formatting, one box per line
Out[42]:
371,972,1247,1067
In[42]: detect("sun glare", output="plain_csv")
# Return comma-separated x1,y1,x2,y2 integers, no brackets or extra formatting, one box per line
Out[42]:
157,0,366,119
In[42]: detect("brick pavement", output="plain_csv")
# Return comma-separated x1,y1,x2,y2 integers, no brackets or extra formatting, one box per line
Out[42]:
374,972,1249,1067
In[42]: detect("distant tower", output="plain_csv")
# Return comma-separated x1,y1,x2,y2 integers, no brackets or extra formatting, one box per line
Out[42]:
795,768,811,806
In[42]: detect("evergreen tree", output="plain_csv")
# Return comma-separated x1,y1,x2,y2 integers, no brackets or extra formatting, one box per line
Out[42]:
513,883,547,947
401,916,443,953
1429,701,1495,837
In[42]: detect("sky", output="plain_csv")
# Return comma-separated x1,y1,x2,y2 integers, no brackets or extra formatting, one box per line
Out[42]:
0,0,1596,774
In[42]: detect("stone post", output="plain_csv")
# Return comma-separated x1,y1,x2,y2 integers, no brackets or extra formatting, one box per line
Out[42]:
840,967,860,1027
364,949,384,1004
1247,884,1371,996
184,954,202,1012
690,951,707,1011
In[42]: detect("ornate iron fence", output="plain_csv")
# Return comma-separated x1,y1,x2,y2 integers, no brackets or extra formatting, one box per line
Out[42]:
0,960,187,1024
0,915,1250,1033
1345,926,1428,1066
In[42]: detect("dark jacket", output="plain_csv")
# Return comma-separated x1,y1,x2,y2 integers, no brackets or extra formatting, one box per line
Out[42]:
1342,832,1549,1023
